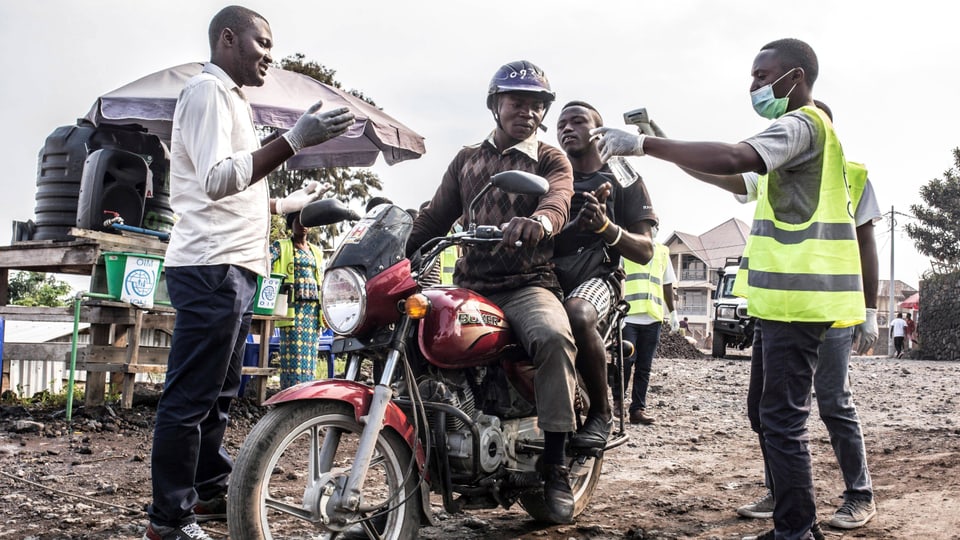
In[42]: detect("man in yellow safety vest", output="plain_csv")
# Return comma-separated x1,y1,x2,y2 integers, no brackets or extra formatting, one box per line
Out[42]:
594,38,862,540
617,240,677,425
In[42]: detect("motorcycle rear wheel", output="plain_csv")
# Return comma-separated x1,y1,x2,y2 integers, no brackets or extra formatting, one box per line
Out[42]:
227,400,422,540
518,453,604,522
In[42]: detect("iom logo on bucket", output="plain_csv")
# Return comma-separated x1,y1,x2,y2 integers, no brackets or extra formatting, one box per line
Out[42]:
257,277,281,310
125,268,156,297
121,255,161,308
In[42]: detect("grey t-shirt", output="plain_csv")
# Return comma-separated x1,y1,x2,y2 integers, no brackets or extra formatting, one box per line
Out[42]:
740,111,835,225
738,172,882,226
742,111,818,176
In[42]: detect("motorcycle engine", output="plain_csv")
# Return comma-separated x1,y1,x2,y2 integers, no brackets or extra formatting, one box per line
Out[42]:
417,372,475,432
447,414,505,474
418,371,506,475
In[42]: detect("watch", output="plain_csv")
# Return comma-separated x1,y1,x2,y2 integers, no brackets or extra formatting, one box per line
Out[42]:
534,214,553,238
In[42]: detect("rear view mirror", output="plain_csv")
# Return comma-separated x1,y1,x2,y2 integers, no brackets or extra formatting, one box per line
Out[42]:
299,198,360,227
466,170,550,229
490,170,549,196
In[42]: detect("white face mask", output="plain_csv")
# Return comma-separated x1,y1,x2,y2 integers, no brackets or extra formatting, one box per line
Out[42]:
750,67,799,119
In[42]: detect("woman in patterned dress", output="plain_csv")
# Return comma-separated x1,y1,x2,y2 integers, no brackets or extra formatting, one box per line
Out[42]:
270,212,324,389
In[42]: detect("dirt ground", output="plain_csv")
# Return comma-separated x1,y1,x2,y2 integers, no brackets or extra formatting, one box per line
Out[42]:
1,352,958,540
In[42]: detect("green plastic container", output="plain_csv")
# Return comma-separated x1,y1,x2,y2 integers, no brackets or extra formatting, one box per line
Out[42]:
102,251,165,305
254,273,286,315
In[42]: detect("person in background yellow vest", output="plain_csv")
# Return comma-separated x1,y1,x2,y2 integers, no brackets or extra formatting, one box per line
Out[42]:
270,211,325,389
616,239,677,426
594,38,861,540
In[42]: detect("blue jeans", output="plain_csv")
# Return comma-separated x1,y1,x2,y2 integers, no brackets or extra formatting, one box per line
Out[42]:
814,327,873,500
748,326,874,503
148,265,257,527
747,319,830,540
618,321,660,412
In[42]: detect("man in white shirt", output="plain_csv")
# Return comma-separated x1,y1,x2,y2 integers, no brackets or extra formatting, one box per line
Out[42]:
145,6,355,540
890,313,908,358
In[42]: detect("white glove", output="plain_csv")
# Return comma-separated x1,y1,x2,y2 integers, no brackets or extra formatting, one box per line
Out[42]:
276,181,331,215
649,119,667,138
853,307,879,355
668,310,680,333
282,101,356,153
590,127,646,163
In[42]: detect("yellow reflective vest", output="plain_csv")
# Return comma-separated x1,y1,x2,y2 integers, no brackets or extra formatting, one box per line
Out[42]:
846,161,867,212
623,243,670,320
440,246,458,285
732,106,864,325
272,239,324,328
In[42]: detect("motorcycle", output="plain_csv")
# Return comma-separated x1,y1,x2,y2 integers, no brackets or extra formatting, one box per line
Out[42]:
227,171,632,539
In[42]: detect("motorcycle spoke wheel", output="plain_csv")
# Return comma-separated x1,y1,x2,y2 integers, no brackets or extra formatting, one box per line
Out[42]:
228,400,421,540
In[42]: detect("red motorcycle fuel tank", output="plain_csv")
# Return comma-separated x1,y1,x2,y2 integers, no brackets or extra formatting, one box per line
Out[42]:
418,287,516,368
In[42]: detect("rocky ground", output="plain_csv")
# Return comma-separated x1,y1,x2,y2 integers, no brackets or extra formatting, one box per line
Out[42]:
1,347,958,539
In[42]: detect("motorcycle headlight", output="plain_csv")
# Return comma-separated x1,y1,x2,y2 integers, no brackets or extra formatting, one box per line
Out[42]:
717,305,736,320
321,267,367,335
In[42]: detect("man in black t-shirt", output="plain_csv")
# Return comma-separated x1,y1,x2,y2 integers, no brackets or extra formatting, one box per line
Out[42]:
555,101,658,451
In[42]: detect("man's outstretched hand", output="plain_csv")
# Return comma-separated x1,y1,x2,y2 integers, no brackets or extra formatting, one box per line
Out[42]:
283,101,356,153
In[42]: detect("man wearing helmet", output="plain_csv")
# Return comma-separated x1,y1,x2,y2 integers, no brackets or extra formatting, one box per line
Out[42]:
407,60,577,524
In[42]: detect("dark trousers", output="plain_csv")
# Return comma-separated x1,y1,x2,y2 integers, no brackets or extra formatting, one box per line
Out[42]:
747,319,830,540
893,336,905,355
750,326,874,503
616,321,660,412
148,265,257,527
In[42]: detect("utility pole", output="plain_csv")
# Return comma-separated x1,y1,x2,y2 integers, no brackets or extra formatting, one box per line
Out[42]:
888,205,895,356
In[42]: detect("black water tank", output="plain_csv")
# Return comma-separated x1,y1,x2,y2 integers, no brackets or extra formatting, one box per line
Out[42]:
76,149,147,232
33,122,174,241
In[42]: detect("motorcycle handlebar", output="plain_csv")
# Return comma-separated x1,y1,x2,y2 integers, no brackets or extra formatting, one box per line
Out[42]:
411,226,503,280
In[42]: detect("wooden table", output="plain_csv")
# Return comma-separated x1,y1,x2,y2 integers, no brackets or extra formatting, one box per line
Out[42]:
0,229,281,407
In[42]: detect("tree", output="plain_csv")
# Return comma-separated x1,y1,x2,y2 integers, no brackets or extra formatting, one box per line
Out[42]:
9,272,72,307
267,54,384,249
905,147,960,269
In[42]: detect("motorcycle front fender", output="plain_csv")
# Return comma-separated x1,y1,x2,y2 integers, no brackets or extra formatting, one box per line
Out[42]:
263,380,424,467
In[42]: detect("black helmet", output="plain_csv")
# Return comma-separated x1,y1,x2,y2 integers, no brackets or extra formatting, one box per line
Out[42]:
486,60,555,111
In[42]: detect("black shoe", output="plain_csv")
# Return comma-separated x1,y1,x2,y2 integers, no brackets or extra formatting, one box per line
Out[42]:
193,494,227,523
541,464,574,524
742,523,824,540
613,398,623,419
569,415,613,451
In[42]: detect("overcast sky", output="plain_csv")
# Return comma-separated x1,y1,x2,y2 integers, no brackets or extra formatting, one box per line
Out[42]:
2,0,955,290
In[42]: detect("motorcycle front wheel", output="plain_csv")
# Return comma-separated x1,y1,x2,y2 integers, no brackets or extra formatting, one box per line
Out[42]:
227,400,422,540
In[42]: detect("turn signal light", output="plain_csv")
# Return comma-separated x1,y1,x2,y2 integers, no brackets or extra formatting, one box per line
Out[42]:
404,294,431,319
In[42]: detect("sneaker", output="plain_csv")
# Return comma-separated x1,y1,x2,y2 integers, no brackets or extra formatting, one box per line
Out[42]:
194,495,227,522
736,491,774,519
827,497,877,529
743,523,824,540
143,522,212,540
